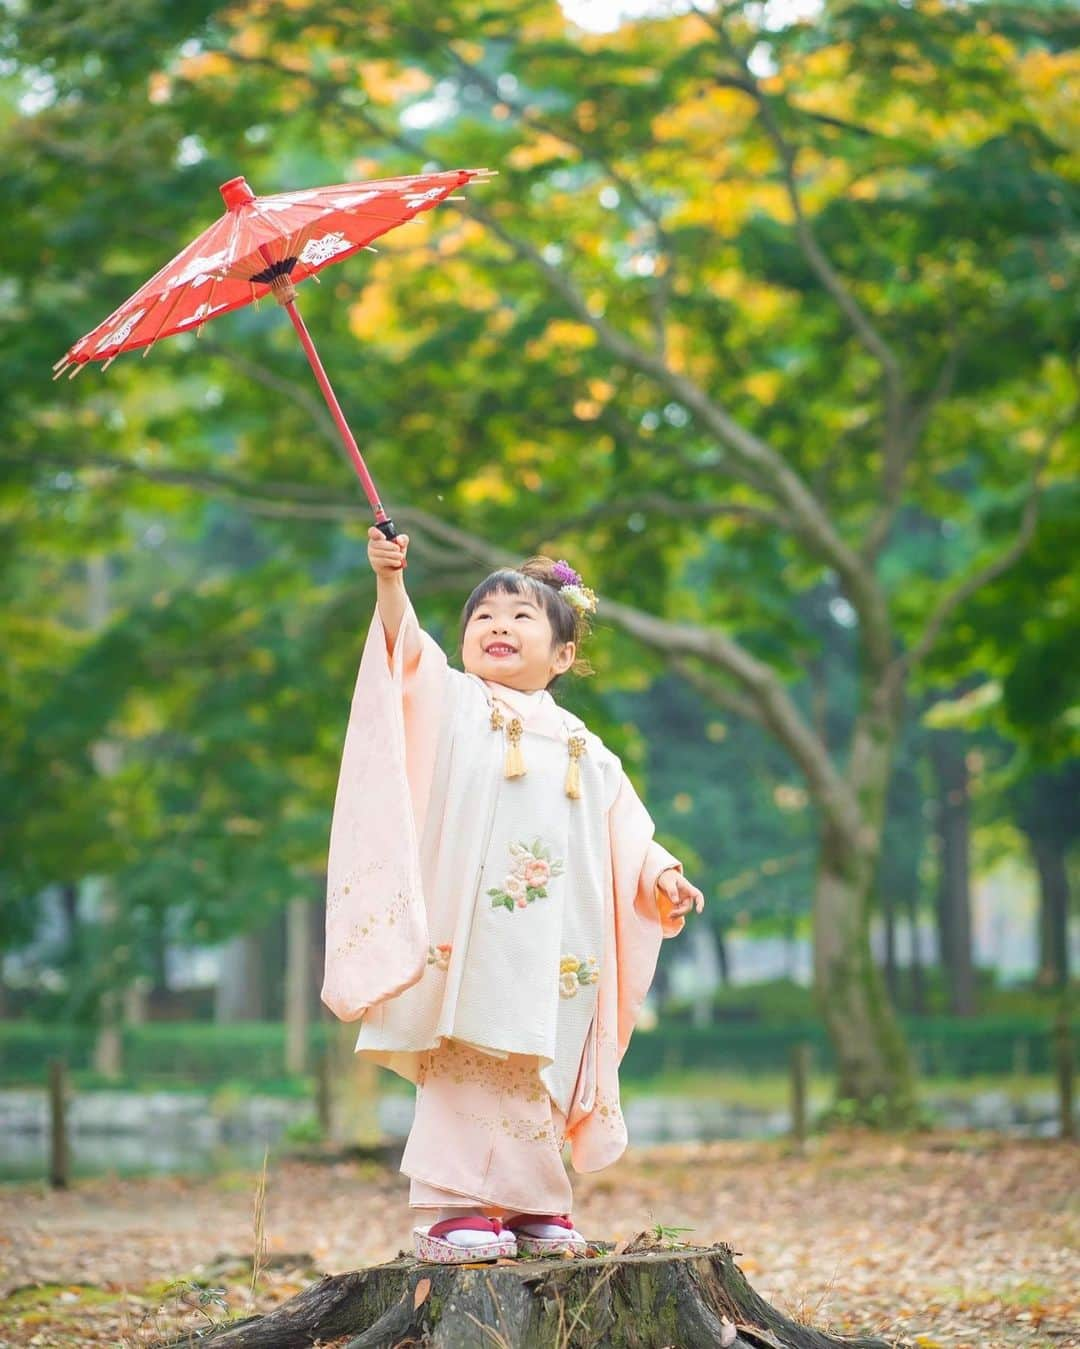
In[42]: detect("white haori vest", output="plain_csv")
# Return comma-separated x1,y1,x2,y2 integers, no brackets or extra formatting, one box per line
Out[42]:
354,670,620,1115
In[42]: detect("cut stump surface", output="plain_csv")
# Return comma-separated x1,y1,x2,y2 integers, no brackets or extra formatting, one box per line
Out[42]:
155,1238,893,1348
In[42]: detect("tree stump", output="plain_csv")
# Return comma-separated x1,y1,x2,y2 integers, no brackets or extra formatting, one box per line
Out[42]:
158,1235,891,1348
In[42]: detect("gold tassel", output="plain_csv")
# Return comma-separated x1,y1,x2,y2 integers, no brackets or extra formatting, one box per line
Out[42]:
504,717,526,778
566,735,586,799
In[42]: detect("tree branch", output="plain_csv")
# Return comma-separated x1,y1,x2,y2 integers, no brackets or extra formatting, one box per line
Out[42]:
218,48,869,592
863,315,965,562
891,404,1075,687
2,450,465,568
596,405,781,503
534,491,788,541
211,46,895,673
441,42,676,356
669,654,766,726
707,20,906,405
12,446,861,839
199,338,347,467
467,196,895,672
596,592,861,837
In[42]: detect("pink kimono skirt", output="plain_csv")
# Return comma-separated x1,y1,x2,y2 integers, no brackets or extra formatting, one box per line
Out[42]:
401,1038,573,1214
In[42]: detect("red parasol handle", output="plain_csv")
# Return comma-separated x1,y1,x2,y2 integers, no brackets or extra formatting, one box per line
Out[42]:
279,292,399,541
260,250,403,557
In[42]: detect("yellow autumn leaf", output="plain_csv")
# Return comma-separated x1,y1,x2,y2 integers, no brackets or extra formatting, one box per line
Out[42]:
550,319,595,350
460,467,513,506
230,23,267,59
177,50,233,81
525,318,597,360
359,60,432,104
348,284,394,341
507,133,574,171
744,371,782,405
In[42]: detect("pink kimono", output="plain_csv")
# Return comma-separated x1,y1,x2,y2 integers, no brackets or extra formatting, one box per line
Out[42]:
321,596,684,1213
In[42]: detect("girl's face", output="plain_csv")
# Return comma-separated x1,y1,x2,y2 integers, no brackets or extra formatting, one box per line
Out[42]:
462,587,576,691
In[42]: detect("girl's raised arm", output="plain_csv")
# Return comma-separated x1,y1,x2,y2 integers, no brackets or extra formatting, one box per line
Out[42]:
367,525,410,653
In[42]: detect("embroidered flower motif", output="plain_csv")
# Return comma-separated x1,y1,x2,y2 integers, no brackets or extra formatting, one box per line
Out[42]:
559,953,600,997
426,942,452,971
524,858,550,887
488,838,564,912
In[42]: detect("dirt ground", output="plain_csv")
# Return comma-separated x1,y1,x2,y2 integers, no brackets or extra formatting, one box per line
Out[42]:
0,1133,1076,1348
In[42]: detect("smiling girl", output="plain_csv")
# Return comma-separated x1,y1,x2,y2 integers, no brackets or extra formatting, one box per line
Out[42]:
321,526,705,1264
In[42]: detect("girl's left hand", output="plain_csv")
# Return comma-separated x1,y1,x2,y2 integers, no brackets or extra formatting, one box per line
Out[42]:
657,869,705,918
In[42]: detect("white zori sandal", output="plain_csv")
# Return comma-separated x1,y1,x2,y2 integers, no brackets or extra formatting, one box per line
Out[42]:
503,1212,588,1256
413,1215,517,1263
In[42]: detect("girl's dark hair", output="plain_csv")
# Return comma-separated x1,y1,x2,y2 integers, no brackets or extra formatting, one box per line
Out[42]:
459,556,595,690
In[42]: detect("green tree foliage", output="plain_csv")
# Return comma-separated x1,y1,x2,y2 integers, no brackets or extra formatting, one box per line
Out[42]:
2,1,1076,1108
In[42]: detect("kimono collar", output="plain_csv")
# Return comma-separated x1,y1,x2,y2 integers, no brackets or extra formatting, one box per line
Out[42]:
474,676,589,796
471,676,582,740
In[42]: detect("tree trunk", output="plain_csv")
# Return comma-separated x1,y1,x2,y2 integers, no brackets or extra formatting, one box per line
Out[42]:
881,886,898,1004
158,1240,890,1349
330,1020,382,1149
148,908,170,1001
813,691,916,1117
285,897,311,1075
308,879,327,1021
59,882,81,963
930,730,976,1015
690,921,719,1027
123,977,149,1025
905,887,926,1016
1013,765,1078,990
813,822,916,1114
717,925,730,985
1032,834,1070,989
215,931,268,1022
87,554,125,1077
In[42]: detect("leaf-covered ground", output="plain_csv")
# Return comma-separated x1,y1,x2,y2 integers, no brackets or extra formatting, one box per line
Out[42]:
0,1134,1076,1347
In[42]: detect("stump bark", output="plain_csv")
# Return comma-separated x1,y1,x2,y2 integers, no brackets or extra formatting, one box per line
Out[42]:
157,1237,892,1348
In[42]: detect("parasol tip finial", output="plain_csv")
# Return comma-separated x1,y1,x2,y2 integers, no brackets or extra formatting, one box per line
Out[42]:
220,176,256,210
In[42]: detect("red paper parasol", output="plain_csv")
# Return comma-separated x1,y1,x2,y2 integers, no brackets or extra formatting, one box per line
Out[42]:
54,167,496,538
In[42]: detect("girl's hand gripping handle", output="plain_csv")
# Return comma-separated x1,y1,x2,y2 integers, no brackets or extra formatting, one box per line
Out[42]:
368,524,409,577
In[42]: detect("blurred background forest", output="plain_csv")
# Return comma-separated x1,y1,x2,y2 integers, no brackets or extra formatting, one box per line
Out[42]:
1,0,1078,1170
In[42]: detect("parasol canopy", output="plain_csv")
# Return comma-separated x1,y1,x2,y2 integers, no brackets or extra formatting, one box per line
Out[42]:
54,167,496,537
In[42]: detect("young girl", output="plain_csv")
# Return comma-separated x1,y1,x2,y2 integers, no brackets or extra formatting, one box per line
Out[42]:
321,527,705,1263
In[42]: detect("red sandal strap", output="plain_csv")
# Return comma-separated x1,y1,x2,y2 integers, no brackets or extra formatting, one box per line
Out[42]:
504,1212,573,1231
428,1216,504,1239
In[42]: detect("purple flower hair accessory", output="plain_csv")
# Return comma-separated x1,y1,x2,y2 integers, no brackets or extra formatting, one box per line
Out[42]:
552,559,582,588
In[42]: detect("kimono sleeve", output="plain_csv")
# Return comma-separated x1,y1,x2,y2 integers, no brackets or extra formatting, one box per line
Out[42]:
320,595,450,1022
608,769,685,1063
